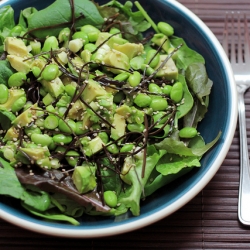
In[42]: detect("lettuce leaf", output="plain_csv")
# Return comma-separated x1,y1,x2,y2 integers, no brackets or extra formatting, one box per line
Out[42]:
170,36,205,70
0,157,50,211
27,0,104,39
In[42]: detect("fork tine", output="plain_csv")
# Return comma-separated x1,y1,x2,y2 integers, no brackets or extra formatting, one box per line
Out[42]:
223,13,229,57
244,14,250,64
230,12,236,64
237,12,243,64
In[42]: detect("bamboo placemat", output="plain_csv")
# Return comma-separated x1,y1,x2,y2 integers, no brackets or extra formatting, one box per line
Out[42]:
1,1,250,249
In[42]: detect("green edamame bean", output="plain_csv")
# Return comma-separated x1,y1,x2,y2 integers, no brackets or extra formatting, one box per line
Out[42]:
128,71,141,87
41,64,59,81
58,107,67,117
84,43,97,52
44,115,59,130
31,133,53,147
157,22,174,36
170,81,183,103
134,93,152,108
150,97,168,111
11,96,27,113
35,118,45,128
109,27,122,37
65,84,77,97
0,84,9,104
113,91,125,103
145,49,160,68
72,32,89,45
104,190,118,208
120,143,134,153
8,72,27,87
162,85,172,96
58,27,70,42
53,134,73,144
75,121,86,135
46,105,56,113
42,36,59,52
3,148,15,161
66,150,80,167
179,127,198,139
24,126,42,136
127,123,145,133
149,83,162,94
80,25,100,42
141,64,155,76
130,56,144,70
107,143,119,154
55,146,66,154
99,132,109,144
48,141,57,150
32,66,41,78
58,119,76,133
114,72,130,82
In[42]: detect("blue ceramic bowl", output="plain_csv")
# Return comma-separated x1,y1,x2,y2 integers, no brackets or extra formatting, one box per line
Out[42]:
0,0,237,237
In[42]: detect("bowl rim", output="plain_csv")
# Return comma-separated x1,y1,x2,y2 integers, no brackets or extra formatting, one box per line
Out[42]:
0,0,238,238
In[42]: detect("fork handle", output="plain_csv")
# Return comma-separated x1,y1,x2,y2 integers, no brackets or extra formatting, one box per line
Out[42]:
237,90,250,226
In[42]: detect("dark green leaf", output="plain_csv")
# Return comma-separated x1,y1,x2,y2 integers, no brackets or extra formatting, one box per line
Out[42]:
21,202,80,225
0,109,16,130
156,154,200,175
144,167,193,197
50,193,85,217
18,7,38,28
0,6,15,31
0,60,15,85
176,74,194,119
183,98,207,128
170,36,205,70
28,0,104,39
185,63,213,105
21,185,51,212
155,132,221,157
0,157,24,199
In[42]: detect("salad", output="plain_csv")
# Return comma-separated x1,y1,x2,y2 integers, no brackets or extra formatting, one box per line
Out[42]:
0,0,220,225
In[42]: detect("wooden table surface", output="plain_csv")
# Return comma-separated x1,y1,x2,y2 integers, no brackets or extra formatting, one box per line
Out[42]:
1,0,250,249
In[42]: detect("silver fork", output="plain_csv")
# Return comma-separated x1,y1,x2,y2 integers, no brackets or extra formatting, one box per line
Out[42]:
223,12,250,226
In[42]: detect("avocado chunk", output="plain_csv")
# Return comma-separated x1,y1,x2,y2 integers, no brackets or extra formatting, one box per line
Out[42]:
103,49,130,74
155,56,178,80
12,103,38,127
0,88,25,111
7,55,31,74
84,136,105,157
20,146,50,161
3,126,19,142
82,110,92,129
68,100,86,120
40,77,65,98
151,33,171,53
116,104,131,118
4,37,29,57
95,32,127,47
111,113,126,140
81,79,107,103
113,43,144,60
72,164,97,194
31,57,46,70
